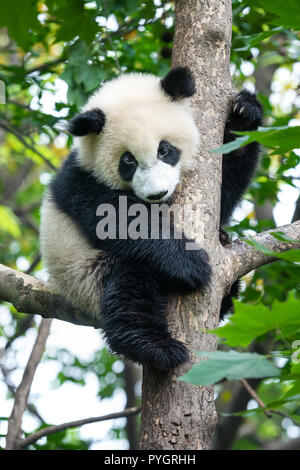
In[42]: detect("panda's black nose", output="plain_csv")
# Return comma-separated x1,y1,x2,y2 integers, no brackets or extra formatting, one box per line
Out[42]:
147,190,168,201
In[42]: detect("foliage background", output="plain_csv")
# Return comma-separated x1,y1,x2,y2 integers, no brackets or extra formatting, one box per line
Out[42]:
0,0,299,450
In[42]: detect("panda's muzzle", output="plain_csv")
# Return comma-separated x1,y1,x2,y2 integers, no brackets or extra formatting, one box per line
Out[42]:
147,190,168,201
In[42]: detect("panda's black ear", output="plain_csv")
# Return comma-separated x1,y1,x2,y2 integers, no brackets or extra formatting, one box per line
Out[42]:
161,67,195,100
68,108,106,136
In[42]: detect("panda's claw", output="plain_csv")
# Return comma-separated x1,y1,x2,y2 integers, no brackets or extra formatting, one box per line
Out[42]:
219,228,231,246
231,90,263,129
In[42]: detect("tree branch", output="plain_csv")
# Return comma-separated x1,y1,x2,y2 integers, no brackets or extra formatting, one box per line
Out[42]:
5,318,52,449
19,406,141,449
0,160,34,204
229,221,300,282
212,378,261,450
0,364,44,423
25,57,66,75
239,379,272,418
123,362,141,450
239,379,300,428
1,221,299,331
0,263,98,327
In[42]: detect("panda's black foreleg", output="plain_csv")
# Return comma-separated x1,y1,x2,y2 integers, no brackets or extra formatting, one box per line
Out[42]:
220,90,262,317
100,262,189,370
221,89,263,226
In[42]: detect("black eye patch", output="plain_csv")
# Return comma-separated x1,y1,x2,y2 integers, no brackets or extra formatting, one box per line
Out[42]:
119,151,138,181
157,140,180,166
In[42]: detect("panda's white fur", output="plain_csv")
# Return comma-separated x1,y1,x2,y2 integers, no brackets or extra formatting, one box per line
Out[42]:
40,194,105,319
74,72,200,199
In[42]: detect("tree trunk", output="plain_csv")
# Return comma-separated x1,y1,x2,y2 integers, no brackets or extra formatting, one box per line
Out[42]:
124,362,141,450
139,0,234,450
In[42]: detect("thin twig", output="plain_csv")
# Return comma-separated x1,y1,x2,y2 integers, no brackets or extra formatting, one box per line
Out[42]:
0,364,44,423
15,201,41,215
5,319,52,449
0,161,34,204
25,254,41,275
239,379,272,418
1,315,34,354
6,99,32,111
0,121,56,170
268,409,300,428
25,57,66,75
240,379,300,427
12,207,39,234
19,406,141,448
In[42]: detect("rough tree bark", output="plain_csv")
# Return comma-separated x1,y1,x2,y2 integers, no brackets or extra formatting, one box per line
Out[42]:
139,0,234,450
124,362,141,450
138,1,300,450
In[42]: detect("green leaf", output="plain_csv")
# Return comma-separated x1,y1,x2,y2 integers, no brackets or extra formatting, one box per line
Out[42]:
0,0,41,49
245,237,300,263
276,250,300,262
270,231,300,243
213,293,300,347
83,67,105,92
179,350,280,386
290,362,300,377
0,205,21,238
213,302,272,347
234,27,283,52
240,126,300,153
212,135,249,154
250,0,300,30
48,1,99,43
213,126,300,155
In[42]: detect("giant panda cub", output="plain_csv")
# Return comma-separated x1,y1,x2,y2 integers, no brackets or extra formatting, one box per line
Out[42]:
40,67,262,370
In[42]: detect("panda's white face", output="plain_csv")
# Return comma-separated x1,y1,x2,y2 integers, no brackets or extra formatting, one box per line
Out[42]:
119,140,181,202
132,160,180,203
73,71,200,201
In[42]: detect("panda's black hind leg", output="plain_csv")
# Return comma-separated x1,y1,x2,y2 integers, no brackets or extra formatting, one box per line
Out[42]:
100,262,189,370
220,280,241,320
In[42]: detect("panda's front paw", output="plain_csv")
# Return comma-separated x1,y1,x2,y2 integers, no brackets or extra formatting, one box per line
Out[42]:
219,228,231,247
187,248,212,288
172,248,212,293
231,89,263,131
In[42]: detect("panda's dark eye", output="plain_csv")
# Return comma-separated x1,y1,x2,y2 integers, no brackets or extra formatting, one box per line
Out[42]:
122,152,137,165
119,152,138,182
157,140,181,166
158,142,170,159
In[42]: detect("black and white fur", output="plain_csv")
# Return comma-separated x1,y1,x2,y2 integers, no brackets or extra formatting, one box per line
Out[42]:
40,68,262,370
